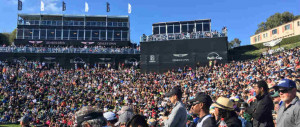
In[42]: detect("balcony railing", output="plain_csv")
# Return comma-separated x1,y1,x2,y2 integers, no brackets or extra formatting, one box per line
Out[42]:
18,20,129,27
0,47,140,54
140,31,227,42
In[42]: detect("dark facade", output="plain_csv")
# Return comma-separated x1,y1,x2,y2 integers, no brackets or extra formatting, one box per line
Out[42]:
15,14,131,47
140,37,228,73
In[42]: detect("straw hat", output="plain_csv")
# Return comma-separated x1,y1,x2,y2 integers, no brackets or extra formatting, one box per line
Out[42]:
211,97,234,111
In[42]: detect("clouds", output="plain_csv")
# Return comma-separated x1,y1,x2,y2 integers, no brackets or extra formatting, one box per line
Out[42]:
43,0,61,13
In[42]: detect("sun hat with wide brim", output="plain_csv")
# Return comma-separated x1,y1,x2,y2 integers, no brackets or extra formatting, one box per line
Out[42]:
211,97,234,111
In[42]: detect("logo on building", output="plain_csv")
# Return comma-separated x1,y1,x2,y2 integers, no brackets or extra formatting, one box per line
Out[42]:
207,52,223,60
173,54,188,57
149,55,156,63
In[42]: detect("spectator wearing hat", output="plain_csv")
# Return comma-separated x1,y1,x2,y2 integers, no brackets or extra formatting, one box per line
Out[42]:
103,112,117,127
246,80,274,127
276,79,300,127
188,92,216,127
126,114,148,127
19,115,30,127
115,106,135,127
163,86,187,127
212,97,242,127
74,106,107,127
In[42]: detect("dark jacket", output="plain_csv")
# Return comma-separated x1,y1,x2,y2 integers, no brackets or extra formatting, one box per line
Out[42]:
246,93,274,127
225,116,242,127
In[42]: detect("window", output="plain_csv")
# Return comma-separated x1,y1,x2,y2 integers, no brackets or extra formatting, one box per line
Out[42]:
114,30,121,41
17,29,23,39
188,24,194,33
63,29,69,40
107,30,113,41
40,29,46,39
257,35,260,41
167,25,174,34
153,27,159,34
78,30,84,40
33,29,39,39
203,24,210,31
196,24,203,31
92,30,100,40
263,34,265,38
284,24,290,30
85,30,91,40
100,30,106,40
24,29,32,39
266,33,268,37
159,26,166,34
255,37,257,42
70,30,78,40
298,21,300,26
122,31,128,41
272,29,277,34
47,29,55,40
174,25,180,33
181,24,188,33
56,30,62,40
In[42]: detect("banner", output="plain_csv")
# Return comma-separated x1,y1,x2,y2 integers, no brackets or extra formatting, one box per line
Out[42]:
85,2,89,12
41,1,45,11
18,0,22,10
62,1,66,11
128,3,131,14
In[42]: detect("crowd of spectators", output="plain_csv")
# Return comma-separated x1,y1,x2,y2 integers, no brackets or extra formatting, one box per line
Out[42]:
0,46,299,126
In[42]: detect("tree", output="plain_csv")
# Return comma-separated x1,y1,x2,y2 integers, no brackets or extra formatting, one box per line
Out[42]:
228,38,241,49
9,29,17,45
0,33,10,45
255,12,298,34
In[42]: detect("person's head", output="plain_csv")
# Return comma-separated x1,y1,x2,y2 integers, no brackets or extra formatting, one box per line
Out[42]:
19,115,30,127
253,80,269,96
212,97,234,120
74,106,107,127
271,91,281,103
115,109,135,127
103,112,118,127
188,92,213,115
165,86,182,104
276,79,297,103
126,115,148,127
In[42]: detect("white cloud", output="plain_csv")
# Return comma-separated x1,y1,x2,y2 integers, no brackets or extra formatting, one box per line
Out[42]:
43,0,61,13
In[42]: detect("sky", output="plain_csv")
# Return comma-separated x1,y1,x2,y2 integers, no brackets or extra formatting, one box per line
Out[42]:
0,0,299,45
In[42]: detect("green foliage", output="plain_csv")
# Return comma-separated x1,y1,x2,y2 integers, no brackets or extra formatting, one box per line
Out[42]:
9,29,17,44
0,33,10,45
228,38,242,49
255,12,299,34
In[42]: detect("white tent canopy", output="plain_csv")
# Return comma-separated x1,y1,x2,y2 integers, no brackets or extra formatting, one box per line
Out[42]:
263,38,282,47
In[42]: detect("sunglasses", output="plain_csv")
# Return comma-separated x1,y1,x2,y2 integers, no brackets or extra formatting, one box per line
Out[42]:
278,88,292,93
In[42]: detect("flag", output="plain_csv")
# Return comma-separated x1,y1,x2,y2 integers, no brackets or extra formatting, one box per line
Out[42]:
85,2,89,12
128,3,131,14
41,0,45,11
62,1,66,11
106,2,110,12
18,0,22,10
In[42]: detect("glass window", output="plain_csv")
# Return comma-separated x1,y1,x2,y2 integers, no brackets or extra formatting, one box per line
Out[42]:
69,21,74,26
63,29,69,40
47,21,51,25
47,29,55,40
40,29,46,39
29,20,35,25
284,24,290,30
188,24,194,33
113,22,118,27
160,26,166,34
33,29,39,39
107,30,113,41
108,22,113,27
102,22,107,26
78,30,84,40
74,21,79,26
56,30,62,40
122,31,128,41
258,35,260,41
35,21,39,25
167,25,173,34
91,22,96,26
70,30,78,40
57,21,62,26
255,37,257,42
85,30,91,40
174,25,180,33
64,21,69,26
153,27,159,34
92,30,100,40
181,24,188,33
100,30,106,40
79,21,84,26
298,21,300,26
97,22,102,26
52,21,57,26
196,24,203,31
17,29,23,39
266,33,268,37
123,22,127,27
24,29,33,39
118,22,123,27
86,22,91,26
272,29,277,34
203,24,210,31
41,21,47,25
114,30,121,41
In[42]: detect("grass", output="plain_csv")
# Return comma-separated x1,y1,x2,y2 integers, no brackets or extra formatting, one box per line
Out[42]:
0,124,20,127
